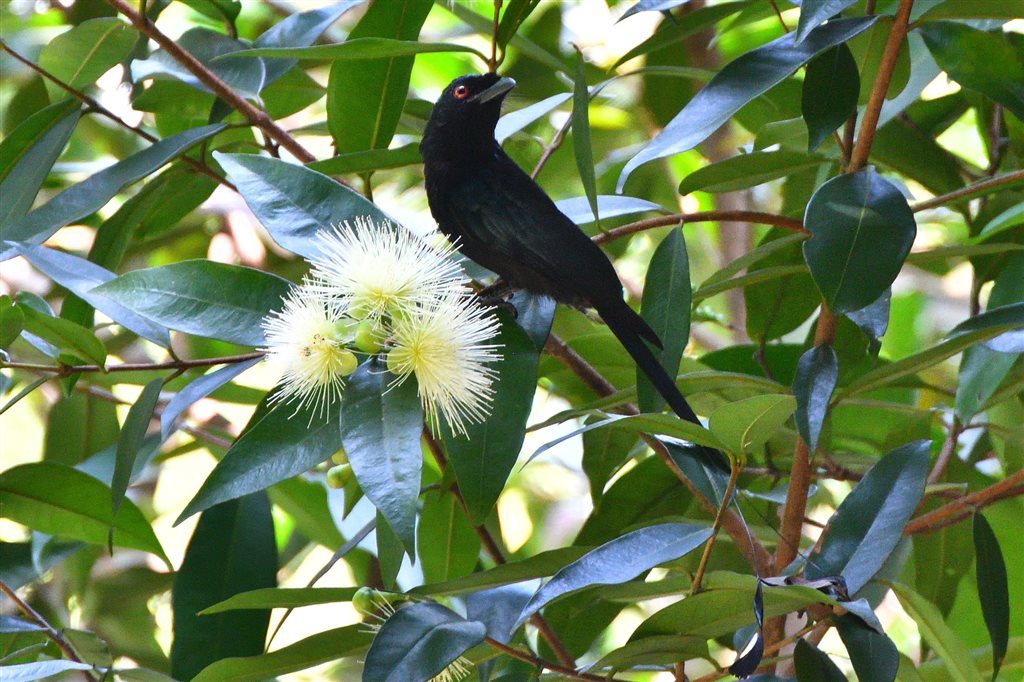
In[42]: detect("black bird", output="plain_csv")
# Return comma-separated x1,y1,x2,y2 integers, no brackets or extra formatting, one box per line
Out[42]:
421,73,707,434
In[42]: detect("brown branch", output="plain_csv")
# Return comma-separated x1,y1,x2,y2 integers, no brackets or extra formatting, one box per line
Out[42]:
846,0,915,172
105,0,327,171
0,579,98,682
592,211,806,246
0,39,232,191
1,351,264,377
421,428,576,668
911,169,1024,212
484,636,625,681
532,113,573,180
927,418,962,485
905,470,1024,535
691,462,742,593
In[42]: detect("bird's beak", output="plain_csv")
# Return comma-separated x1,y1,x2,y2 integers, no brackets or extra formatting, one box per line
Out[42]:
471,76,516,104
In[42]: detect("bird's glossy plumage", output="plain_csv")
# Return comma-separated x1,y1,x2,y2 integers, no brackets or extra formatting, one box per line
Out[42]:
421,73,712,436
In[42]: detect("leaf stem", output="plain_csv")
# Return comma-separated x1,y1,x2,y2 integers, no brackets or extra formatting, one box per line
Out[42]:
592,210,806,245
490,0,503,71
690,461,742,594
911,168,1024,212
905,469,1024,535
0,351,265,377
483,636,625,681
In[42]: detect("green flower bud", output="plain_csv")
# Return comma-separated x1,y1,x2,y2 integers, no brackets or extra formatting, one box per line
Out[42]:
352,586,379,616
336,349,359,376
326,463,352,489
330,447,348,465
353,320,384,354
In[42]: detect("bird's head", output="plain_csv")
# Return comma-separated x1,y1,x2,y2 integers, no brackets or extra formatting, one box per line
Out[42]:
422,73,516,161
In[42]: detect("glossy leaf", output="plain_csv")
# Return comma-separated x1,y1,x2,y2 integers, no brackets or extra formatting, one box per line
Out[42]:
678,151,827,195
93,260,291,347
496,92,571,143
806,440,930,594
514,523,712,630
414,547,589,597
794,638,846,682
231,38,484,62
2,661,94,682
178,401,341,523
803,167,917,314
572,50,599,225
582,418,638,503
892,582,986,682
0,295,24,348
18,303,106,365
253,0,366,83
793,344,838,451
341,362,423,555
919,22,1024,121
170,494,277,681
555,195,664,224
708,394,796,461
618,16,877,190
744,232,819,343
418,490,480,584
0,99,80,228
201,587,358,614
795,0,860,43
161,358,261,439
974,513,1009,681
612,1,752,69
638,228,690,413
308,144,422,175
214,152,389,259
111,378,163,522
2,124,225,254
38,18,135,97
802,44,859,151
132,28,265,98
363,602,486,682
0,462,168,565
444,295,552,523
192,625,371,682
326,0,433,154
835,612,899,682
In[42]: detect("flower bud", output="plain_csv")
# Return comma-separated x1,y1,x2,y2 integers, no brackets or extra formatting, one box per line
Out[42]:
353,320,384,354
326,463,352,489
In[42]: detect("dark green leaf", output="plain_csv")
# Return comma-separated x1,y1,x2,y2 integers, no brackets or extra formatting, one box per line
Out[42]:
132,28,264,98
805,440,930,594
974,513,1009,681
170,493,277,681
572,50,599,226
161,359,261,439
414,547,590,597
496,91,571,143
794,638,846,682
308,144,422,175
835,612,899,682
2,124,224,252
201,587,358,614
326,0,433,154
111,378,162,522
418,490,480,584
582,417,638,504
919,0,1024,20
341,362,423,555
253,0,365,83
872,115,964,196
214,152,388,259
849,16,912,105
795,0,860,43
660,438,731,508
1,661,94,682
793,344,838,451
0,462,168,564
845,288,891,343
261,67,325,119
514,523,712,630
618,16,877,190
612,1,752,69
803,167,917,314
376,510,405,589
178,401,341,523
919,23,1024,121
445,299,549,523
638,229,690,412
802,44,859,151
93,259,291,347
19,245,169,346
947,302,1024,352
231,38,484,62
555,195,664,225
192,625,371,682
18,303,106,365
497,0,542,48
38,18,135,97
0,296,24,348
892,581,985,682
0,99,80,228
679,151,827,195
708,394,796,461
364,602,486,682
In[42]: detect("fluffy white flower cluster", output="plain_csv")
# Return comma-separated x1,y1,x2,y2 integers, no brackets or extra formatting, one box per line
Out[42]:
261,217,501,434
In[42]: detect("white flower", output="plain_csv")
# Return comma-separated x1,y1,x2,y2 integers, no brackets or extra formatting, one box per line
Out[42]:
386,290,501,436
311,217,464,320
261,283,357,419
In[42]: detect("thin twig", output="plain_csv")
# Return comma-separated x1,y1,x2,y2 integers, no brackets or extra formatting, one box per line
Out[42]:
691,462,742,594
592,211,806,245
927,418,962,485
484,636,625,681
0,579,99,682
1,351,264,377
767,0,790,32
905,470,1024,535
490,0,503,72
532,113,573,180
911,169,1024,212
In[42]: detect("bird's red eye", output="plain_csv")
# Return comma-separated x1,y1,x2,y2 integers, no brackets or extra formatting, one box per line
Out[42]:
453,84,469,100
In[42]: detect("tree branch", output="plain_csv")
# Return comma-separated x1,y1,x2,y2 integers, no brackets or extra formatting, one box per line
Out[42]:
905,469,1024,535
592,211,806,245
1,351,264,377
911,169,1024,212
484,636,625,681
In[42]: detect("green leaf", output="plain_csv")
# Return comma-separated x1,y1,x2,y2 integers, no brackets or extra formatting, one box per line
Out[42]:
414,547,590,597
618,16,877,190
201,587,358,614
497,0,542,47
872,115,964,196
444,295,552,523
1,661,94,682
802,44,859,151
973,514,1009,681
795,638,847,682
0,99,80,228
920,0,1024,20
612,1,753,69
326,0,433,154
556,195,665,224
253,0,365,83
364,602,486,682
214,152,388,260
948,302,1024,353
178,401,341,523
93,260,291,347
588,634,709,673
308,144,422,175
192,625,371,681
496,91,571,143
572,50,599,226
2,124,225,251
131,28,265,99
261,67,325,119
678,151,828,195
111,378,163,523
38,18,135,98
744,232,819,342
708,394,796,461
230,38,484,62
376,510,405,590
18,303,107,365
795,0,860,43
341,362,423,555
513,523,712,630
803,167,917,314
418,490,480,584
849,16,911,105
892,581,986,682
793,345,838,451
806,440,930,594
582,417,638,504
0,462,168,565
0,296,24,348
161,358,261,439
919,22,1024,121
170,494,277,681
835,612,899,682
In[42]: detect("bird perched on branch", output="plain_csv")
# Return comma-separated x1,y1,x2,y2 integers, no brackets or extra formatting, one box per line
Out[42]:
421,72,712,443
